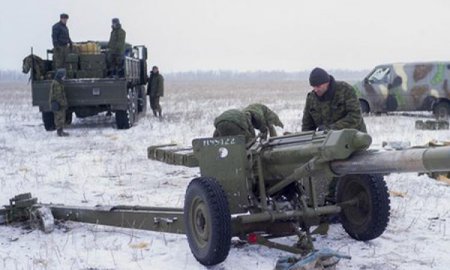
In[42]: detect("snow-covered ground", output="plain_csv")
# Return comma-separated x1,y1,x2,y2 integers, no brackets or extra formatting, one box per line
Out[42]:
0,80,449,270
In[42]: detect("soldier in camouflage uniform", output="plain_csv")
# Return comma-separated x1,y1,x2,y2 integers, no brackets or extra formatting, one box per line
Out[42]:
49,69,69,137
147,66,164,117
302,68,367,133
213,109,255,142
108,18,126,77
243,103,284,139
51,13,72,69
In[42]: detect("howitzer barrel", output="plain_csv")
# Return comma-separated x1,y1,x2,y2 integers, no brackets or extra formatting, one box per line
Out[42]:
330,146,450,175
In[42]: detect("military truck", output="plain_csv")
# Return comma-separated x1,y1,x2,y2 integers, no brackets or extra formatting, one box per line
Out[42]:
27,41,148,130
354,62,450,119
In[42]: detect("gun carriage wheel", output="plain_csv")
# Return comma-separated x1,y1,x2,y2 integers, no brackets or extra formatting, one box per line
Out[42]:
184,177,232,266
337,174,390,241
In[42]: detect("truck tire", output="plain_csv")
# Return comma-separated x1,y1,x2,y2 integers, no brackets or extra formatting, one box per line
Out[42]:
359,100,370,114
336,174,390,241
116,88,137,129
42,112,55,131
137,86,147,115
184,177,231,266
65,111,73,125
433,101,450,120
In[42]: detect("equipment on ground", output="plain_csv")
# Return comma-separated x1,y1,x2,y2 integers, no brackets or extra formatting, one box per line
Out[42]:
2,129,450,266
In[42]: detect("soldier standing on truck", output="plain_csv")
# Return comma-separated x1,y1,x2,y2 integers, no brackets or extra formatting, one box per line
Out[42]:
52,13,72,69
108,18,126,77
147,66,164,117
302,67,367,133
243,103,284,139
49,69,69,137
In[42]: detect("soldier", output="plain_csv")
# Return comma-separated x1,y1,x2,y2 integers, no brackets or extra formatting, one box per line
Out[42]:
302,67,367,132
147,66,164,117
52,13,72,69
108,18,126,77
49,69,69,137
213,109,255,142
243,103,284,139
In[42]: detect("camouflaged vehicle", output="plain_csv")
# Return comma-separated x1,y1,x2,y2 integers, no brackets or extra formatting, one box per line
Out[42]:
353,62,450,119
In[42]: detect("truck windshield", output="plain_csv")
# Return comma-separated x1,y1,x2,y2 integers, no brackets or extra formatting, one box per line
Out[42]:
368,67,390,84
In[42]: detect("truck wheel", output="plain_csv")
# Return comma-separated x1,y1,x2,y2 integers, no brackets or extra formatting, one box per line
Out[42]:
184,177,231,266
42,112,55,131
116,88,137,129
336,174,390,241
359,100,370,114
65,111,73,125
433,101,450,120
137,86,147,115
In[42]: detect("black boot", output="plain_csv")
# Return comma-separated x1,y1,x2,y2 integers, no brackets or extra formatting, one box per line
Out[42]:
153,110,157,117
57,128,69,137
157,109,162,118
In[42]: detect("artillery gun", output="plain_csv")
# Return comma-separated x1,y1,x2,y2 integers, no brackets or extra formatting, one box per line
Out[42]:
2,129,450,266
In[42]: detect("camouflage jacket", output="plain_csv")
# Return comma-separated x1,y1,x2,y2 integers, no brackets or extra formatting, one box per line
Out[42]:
147,73,164,97
302,76,367,132
49,80,68,108
243,103,284,137
52,21,71,47
108,26,126,54
214,109,255,137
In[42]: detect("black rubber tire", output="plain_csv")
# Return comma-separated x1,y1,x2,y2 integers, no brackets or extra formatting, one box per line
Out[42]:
115,88,137,129
336,174,390,241
42,112,55,131
65,111,73,125
433,101,450,120
184,177,231,266
359,100,370,114
137,86,147,115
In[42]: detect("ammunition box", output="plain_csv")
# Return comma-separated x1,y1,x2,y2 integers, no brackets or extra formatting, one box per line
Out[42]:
147,144,199,167
76,69,105,79
66,53,79,64
79,54,106,70
415,120,449,130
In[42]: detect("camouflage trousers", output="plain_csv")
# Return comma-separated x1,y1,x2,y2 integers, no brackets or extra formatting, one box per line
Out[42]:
213,121,255,142
54,108,67,129
108,53,123,76
53,46,69,69
150,96,161,112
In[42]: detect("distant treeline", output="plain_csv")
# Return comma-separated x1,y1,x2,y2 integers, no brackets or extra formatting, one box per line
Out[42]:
0,69,370,82
0,70,27,82
165,69,370,81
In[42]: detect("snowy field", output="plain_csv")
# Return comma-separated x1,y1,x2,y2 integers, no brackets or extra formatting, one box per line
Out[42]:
0,80,449,270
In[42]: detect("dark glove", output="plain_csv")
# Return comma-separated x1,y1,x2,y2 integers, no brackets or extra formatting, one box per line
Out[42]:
317,125,326,131
51,101,61,112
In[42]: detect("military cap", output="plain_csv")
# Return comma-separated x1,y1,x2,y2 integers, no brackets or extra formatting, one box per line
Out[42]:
60,13,69,19
112,18,120,24
309,67,330,87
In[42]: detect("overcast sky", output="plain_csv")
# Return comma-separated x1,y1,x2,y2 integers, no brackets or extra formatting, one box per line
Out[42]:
1,0,449,72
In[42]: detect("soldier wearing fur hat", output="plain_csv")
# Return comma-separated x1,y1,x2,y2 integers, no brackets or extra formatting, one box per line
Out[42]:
108,18,126,77
302,67,366,132
52,13,72,69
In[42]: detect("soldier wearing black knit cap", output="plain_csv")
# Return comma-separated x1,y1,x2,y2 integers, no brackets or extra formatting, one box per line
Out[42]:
301,67,367,132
